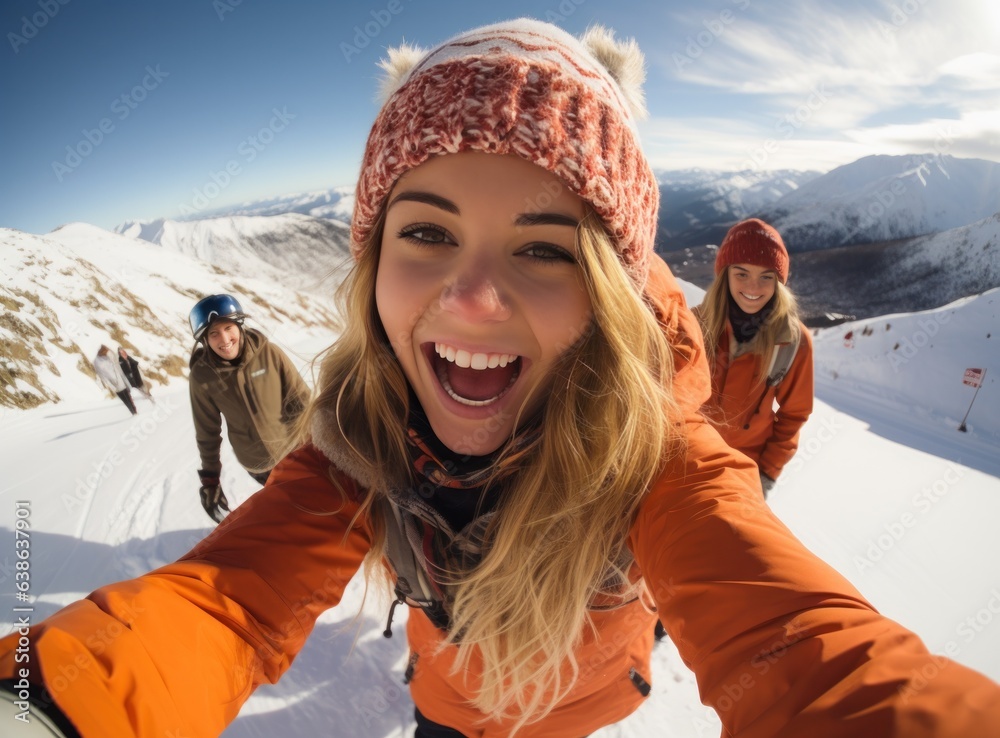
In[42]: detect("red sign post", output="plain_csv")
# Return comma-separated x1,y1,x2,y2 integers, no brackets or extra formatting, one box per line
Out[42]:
958,367,987,432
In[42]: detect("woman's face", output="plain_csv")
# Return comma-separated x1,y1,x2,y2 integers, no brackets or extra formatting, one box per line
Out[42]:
727,264,777,314
376,152,592,457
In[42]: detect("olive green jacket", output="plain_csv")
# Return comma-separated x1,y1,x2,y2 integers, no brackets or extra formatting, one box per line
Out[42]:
188,328,309,475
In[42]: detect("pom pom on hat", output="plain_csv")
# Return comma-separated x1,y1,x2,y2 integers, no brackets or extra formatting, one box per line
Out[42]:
351,18,659,289
715,218,790,284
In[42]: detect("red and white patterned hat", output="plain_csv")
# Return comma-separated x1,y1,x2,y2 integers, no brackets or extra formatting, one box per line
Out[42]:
351,18,659,289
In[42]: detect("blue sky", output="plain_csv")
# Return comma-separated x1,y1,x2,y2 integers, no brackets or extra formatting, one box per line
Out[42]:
2,0,998,235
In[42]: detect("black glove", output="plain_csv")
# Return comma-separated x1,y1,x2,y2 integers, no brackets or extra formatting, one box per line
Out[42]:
759,472,776,499
198,470,230,523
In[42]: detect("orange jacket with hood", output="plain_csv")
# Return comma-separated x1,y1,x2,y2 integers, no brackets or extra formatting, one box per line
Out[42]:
697,307,814,480
1,257,998,737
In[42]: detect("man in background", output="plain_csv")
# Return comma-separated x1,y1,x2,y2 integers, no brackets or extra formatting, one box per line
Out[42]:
187,294,310,522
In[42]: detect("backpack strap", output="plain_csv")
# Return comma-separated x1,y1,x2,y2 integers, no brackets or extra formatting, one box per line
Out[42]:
382,498,439,605
380,497,455,636
764,324,801,388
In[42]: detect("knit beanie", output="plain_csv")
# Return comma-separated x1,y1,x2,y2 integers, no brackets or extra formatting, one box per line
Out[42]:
714,218,789,283
351,18,659,289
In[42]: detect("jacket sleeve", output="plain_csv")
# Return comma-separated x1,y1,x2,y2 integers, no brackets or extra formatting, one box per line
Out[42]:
189,372,224,474
93,359,113,392
631,417,1000,737
0,445,371,738
273,345,310,426
130,357,143,385
759,324,814,479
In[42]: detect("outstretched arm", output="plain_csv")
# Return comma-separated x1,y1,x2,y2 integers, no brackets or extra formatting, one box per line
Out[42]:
0,446,372,738
633,416,1000,737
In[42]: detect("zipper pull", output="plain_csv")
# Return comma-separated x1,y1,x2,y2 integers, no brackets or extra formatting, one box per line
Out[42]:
629,667,651,697
403,652,419,684
383,592,406,638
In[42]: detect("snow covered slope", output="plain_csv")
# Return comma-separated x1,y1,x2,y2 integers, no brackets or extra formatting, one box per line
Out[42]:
789,211,1000,321
814,287,1000,465
1,298,998,736
115,212,352,293
0,224,339,411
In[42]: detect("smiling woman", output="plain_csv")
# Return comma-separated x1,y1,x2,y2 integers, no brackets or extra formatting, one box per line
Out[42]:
376,152,591,456
694,217,813,496
2,17,999,738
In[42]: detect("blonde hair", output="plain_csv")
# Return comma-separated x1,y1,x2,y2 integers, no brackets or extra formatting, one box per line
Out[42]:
295,212,682,729
698,267,800,384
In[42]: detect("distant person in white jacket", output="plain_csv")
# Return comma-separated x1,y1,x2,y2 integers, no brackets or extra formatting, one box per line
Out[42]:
93,344,137,415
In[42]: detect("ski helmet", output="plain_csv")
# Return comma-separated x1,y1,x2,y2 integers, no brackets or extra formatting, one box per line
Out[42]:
189,294,246,341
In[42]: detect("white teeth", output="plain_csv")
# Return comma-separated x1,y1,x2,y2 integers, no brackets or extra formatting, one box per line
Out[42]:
441,377,498,406
434,343,519,371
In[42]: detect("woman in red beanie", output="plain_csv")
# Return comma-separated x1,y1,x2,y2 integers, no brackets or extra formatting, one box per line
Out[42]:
694,217,813,497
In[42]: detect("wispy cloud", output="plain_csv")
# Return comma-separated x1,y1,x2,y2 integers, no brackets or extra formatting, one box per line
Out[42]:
644,0,1000,171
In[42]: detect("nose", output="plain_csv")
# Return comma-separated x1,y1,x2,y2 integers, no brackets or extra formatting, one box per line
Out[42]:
437,260,512,323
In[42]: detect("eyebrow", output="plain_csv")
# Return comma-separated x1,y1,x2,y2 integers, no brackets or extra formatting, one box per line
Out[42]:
514,212,579,228
387,190,578,228
387,191,459,214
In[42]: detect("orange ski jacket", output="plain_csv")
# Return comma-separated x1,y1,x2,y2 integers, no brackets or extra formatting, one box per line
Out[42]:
699,312,814,479
2,259,998,737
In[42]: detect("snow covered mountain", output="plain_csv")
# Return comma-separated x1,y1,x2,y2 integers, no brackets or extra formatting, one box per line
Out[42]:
118,186,356,229
789,211,1000,321
760,154,1000,251
115,212,352,293
654,168,821,251
0,223,340,412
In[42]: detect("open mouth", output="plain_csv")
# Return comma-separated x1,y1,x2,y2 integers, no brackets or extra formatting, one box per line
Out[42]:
429,342,522,407
740,292,764,302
